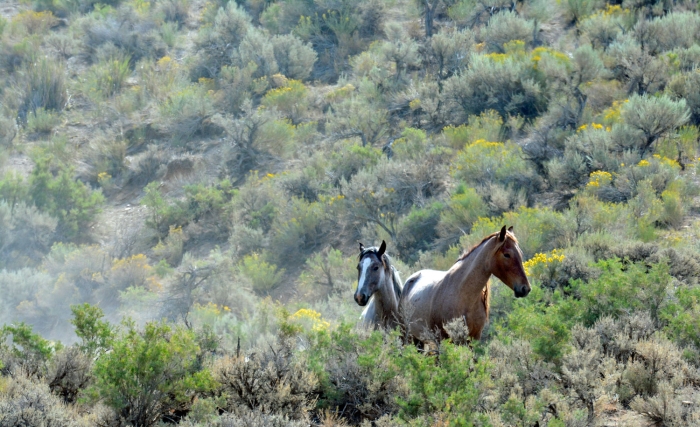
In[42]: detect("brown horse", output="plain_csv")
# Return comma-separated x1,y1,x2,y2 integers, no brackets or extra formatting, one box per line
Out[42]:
354,241,403,330
399,226,530,343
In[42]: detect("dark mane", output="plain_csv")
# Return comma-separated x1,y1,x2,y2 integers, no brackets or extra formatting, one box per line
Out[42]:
456,231,520,262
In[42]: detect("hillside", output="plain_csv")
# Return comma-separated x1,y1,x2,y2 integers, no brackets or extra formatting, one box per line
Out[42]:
1,0,700,425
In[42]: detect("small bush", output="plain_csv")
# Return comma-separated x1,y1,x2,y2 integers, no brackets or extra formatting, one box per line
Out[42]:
212,339,316,419
271,34,317,80
480,11,534,53
444,54,546,122
238,252,284,293
89,320,214,427
0,375,85,427
25,107,61,133
18,57,66,124
47,346,93,404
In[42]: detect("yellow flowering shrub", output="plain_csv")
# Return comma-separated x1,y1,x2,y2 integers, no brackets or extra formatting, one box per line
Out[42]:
523,249,566,276
289,308,330,332
586,170,613,189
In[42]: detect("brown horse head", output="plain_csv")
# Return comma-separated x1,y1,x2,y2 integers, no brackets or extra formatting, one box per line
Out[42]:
491,226,530,298
354,240,388,306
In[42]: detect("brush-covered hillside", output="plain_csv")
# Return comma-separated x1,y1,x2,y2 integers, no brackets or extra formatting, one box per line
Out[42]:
1,0,700,425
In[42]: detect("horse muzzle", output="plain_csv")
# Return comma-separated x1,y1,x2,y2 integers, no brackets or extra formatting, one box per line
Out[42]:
354,293,369,306
514,284,531,298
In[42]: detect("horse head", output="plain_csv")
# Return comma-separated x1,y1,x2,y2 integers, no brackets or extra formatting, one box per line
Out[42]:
354,240,388,306
492,226,531,298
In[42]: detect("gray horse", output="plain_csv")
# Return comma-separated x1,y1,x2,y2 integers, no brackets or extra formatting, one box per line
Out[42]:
354,241,403,329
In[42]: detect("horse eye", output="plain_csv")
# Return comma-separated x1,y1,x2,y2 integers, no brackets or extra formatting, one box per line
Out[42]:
373,266,379,271
504,253,511,258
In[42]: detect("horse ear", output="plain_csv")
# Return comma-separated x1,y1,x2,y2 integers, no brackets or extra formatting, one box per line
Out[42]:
499,226,507,242
508,226,513,232
359,242,365,252
378,240,386,257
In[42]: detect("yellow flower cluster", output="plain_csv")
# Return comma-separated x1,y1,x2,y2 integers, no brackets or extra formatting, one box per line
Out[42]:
409,99,421,110
603,100,627,123
652,154,681,169
638,159,651,167
523,249,566,276
111,254,151,272
586,170,613,188
290,308,330,331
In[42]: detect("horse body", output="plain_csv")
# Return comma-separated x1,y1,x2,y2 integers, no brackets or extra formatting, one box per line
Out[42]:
354,241,403,329
400,226,529,342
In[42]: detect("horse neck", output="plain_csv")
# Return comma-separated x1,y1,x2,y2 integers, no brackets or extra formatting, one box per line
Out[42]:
373,266,399,316
444,237,495,297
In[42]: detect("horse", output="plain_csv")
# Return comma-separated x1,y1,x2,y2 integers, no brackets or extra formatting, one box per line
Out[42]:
354,240,403,330
399,226,530,344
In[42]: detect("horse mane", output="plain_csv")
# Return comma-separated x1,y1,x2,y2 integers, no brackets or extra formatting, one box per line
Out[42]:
482,280,490,317
390,265,403,298
457,231,520,262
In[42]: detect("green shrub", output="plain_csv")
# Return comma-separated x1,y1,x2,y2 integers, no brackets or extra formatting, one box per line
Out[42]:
192,1,251,77
19,57,66,123
608,35,667,95
428,27,474,81
444,54,546,122
305,325,405,423
298,248,356,300
28,156,105,240
0,322,57,377
239,252,284,293
89,320,214,427
442,110,504,149
70,303,114,357
436,184,488,248
0,375,84,427
271,34,317,80
84,55,131,100
157,82,216,144
617,93,689,157
480,11,534,53
261,79,309,123
25,107,60,133
396,339,491,425
212,339,316,419
394,202,444,264
469,207,574,258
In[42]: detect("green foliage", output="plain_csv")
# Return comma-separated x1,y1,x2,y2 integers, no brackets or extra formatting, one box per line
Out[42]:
23,155,104,241
618,93,690,156
90,320,214,427
395,202,444,264
239,252,285,293
19,56,66,123
445,54,546,122
25,107,61,133
437,184,488,247
262,79,309,123
396,340,490,425
85,54,131,100
481,11,534,52
70,303,113,356
0,322,58,376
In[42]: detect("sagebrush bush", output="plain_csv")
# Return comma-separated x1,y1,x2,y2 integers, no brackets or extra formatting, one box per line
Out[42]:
0,374,86,427
444,54,546,122
212,339,316,419
271,34,317,81
480,11,534,53
47,346,93,404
